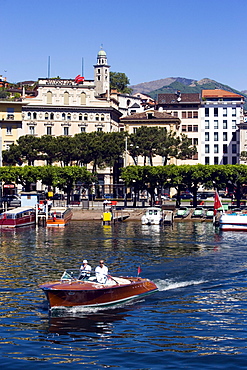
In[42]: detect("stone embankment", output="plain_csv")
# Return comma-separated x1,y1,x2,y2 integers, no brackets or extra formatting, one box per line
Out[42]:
71,208,145,221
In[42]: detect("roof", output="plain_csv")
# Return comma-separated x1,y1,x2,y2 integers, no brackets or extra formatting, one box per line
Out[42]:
120,110,179,121
158,93,200,104
202,89,244,99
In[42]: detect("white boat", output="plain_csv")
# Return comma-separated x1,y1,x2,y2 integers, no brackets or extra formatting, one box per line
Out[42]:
141,207,164,225
219,211,247,231
0,207,36,228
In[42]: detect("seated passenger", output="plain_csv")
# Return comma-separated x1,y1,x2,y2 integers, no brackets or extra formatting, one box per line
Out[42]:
78,259,92,280
95,260,108,284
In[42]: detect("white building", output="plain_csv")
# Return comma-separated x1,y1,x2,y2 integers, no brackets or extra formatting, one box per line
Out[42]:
201,89,244,165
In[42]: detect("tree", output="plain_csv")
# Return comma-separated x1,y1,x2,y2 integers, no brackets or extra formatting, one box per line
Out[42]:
110,72,132,94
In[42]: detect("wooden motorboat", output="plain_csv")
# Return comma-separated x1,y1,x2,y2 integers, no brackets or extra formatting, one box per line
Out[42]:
0,207,35,228
39,271,158,309
46,207,72,227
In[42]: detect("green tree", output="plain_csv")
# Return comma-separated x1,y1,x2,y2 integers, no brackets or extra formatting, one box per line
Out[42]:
110,72,132,94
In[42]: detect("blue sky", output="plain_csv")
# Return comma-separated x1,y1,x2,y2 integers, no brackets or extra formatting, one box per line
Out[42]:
2,0,247,91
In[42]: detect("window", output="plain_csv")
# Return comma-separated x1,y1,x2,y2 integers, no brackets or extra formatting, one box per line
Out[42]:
28,112,31,119
205,157,210,165
205,120,209,129
79,114,82,121
214,132,218,141
214,144,219,153
205,144,210,153
188,125,192,132
182,111,186,118
223,108,227,117
6,127,12,135
97,127,102,132
64,127,69,136
223,157,228,165
193,125,198,132
80,92,86,105
33,112,37,119
223,144,228,153
205,132,209,141
232,132,237,141
214,120,218,129
232,120,236,129
173,111,178,117
223,132,228,141
81,127,86,132
205,107,209,117
133,128,138,133
223,120,227,129
232,157,237,165
193,138,198,145
214,157,219,165
95,114,99,121
188,111,192,118
214,108,218,117
84,114,88,121
97,76,100,81
232,144,237,153
232,107,236,117
64,92,69,105
98,69,100,73
62,113,66,120
47,126,52,135
29,126,35,135
182,125,186,132
45,112,49,120
101,114,104,121
193,111,198,118
50,113,54,120
67,113,71,120
47,91,52,104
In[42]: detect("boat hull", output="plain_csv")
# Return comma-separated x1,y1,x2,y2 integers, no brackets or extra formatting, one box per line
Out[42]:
39,276,158,309
219,213,247,231
46,207,72,227
0,207,36,228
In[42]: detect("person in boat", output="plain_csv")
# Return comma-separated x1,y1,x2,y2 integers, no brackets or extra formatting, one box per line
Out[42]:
95,260,108,284
78,259,92,280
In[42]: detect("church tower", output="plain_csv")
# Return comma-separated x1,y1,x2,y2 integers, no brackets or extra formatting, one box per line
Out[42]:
94,47,110,98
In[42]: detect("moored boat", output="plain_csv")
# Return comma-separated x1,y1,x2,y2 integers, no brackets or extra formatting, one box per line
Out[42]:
46,207,72,227
0,206,36,228
39,271,158,309
191,206,205,218
141,207,164,225
219,211,247,231
175,206,190,218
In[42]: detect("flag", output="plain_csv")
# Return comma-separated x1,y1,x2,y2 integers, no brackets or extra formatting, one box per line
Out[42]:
137,266,142,276
75,74,84,83
214,191,224,215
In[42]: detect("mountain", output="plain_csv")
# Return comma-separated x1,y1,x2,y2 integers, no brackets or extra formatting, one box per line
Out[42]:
130,77,247,110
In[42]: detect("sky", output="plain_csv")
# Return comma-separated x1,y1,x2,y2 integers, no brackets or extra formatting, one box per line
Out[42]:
1,0,247,91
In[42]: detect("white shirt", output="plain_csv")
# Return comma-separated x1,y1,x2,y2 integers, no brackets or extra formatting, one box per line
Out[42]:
95,265,108,283
80,264,92,277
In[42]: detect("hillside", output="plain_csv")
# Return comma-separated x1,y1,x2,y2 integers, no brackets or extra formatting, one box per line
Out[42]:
130,77,247,110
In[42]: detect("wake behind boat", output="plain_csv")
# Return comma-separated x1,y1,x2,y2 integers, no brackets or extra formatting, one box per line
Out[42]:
39,271,158,310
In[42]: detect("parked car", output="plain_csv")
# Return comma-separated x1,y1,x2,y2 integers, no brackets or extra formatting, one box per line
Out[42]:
0,195,21,207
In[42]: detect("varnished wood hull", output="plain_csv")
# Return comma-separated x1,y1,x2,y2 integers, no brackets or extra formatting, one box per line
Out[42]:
39,277,158,309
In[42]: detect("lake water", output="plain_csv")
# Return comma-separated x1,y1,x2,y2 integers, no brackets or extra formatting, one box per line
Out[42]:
1,220,247,369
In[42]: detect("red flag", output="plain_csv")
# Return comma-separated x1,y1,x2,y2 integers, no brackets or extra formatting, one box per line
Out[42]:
137,266,142,275
75,75,84,83
214,191,223,215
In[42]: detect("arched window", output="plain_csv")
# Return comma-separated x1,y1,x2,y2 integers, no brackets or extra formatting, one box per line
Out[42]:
62,113,66,120
101,114,104,121
95,114,99,121
27,112,31,119
84,114,88,121
79,113,83,121
80,92,86,105
67,113,71,120
50,113,54,120
45,112,49,120
64,92,69,105
47,91,52,104
33,112,37,119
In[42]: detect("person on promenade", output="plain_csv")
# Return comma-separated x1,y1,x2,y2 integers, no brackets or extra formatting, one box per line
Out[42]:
78,259,92,280
95,260,108,284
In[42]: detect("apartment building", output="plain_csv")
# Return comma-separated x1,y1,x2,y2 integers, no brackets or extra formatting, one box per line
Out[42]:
201,89,244,165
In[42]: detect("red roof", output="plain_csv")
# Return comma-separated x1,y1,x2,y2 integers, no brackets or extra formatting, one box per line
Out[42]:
202,89,243,99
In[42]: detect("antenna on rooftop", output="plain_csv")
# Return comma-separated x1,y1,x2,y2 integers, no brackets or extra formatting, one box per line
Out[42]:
48,56,51,78
81,57,84,77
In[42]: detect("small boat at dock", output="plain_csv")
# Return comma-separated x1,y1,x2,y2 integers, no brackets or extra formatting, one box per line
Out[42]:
46,207,72,227
141,207,164,225
175,207,190,218
191,207,205,218
0,207,36,228
39,270,158,310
